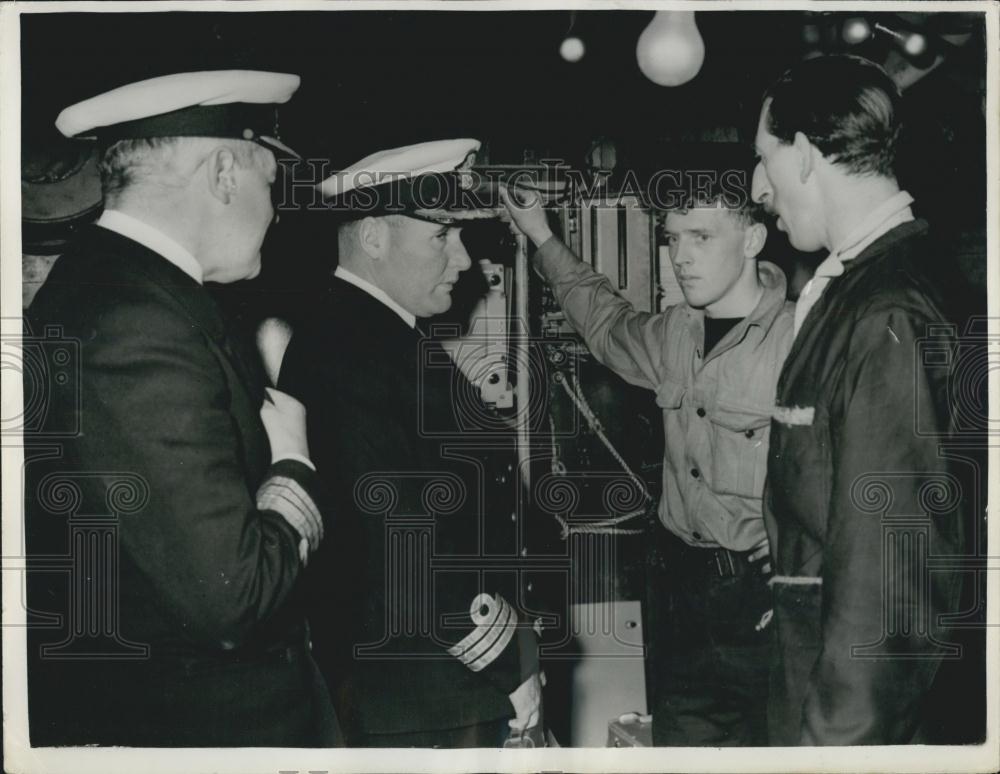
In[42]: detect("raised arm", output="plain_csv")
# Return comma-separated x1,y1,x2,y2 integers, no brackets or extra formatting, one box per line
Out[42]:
502,187,671,391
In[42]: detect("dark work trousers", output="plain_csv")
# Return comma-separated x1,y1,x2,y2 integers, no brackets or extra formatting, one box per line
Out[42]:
351,718,511,748
644,527,773,746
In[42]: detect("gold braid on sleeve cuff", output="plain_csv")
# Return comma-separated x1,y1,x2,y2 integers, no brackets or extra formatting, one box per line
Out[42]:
447,593,519,673
256,475,321,540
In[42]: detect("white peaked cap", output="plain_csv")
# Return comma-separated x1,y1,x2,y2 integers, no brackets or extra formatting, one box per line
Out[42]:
318,138,481,199
56,70,302,158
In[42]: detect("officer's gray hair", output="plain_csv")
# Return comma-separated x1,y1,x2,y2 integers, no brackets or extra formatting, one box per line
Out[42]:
100,137,271,206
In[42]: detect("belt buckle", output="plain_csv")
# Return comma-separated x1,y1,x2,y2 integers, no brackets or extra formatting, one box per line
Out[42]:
713,549,736,578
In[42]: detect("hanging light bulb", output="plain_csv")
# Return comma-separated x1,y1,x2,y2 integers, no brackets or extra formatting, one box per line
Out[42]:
842,17,873,45
560,36,585,63
903,31,928,57
559,11,585,63
874,22,929,59
636,11,705,87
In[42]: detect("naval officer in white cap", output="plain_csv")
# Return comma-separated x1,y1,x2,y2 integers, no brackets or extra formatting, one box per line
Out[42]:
278,139,544,747
26,70,337,746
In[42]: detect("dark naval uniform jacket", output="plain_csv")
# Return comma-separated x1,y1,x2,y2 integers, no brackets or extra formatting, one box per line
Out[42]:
279,276,538,739
25,225,328,747
764,220,971,745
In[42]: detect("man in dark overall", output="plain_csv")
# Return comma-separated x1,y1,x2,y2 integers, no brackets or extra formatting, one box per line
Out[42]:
751,54,975,745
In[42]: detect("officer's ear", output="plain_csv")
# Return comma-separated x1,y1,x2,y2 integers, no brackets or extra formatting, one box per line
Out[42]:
743,221,767,260
357,216,390,261
207,147,239,204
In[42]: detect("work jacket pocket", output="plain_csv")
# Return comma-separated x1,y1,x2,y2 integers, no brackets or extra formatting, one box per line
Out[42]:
707,401,771,497
768,411,831,545
655,378,689,482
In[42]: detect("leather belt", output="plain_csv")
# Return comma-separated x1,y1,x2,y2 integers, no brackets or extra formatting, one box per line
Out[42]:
659,530,758,579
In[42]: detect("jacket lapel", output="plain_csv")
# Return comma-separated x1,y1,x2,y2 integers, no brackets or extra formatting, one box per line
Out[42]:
777,219,930,403
93,227,263,402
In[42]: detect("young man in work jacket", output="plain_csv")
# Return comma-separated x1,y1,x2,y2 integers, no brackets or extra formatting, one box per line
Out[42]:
502,180,794,746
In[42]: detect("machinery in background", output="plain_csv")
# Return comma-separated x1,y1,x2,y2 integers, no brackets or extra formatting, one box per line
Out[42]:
538,194,668,746
439,259,515,409
438,176,667,745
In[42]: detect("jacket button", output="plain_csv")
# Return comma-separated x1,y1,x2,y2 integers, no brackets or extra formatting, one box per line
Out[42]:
526,581,534,592
745,429,755,438
693,531,702,540
696,408,706,418
690,468,700,479
220,639,236,651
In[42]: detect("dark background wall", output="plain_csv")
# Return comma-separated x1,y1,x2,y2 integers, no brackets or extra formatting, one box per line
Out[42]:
21,5,988,534
21,5,989,587
20,8,989,741
22,9,988,242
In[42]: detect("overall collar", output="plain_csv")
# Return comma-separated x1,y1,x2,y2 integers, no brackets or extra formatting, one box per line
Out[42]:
812,190,915,283
684,260,789,358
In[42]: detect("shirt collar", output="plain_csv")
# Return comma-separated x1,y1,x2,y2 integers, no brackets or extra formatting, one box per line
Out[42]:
684,260,788,346
814,190,915,280
334,265,417,329
96,209,204,284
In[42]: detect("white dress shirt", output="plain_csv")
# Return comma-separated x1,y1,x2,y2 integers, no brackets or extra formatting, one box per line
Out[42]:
335,265,417,329
97,208,204,284
793,190,915,336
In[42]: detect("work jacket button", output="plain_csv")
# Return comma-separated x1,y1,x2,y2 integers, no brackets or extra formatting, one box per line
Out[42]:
690,468,700,479
696,407,706,418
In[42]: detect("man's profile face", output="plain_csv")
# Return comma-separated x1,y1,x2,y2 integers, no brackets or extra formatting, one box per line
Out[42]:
663,206,752,313
751,102,825,253
379,216,473,318
216,148,278,282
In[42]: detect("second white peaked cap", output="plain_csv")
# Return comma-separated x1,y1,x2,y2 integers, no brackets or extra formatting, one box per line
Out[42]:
55,70,302,158
318,138,481,198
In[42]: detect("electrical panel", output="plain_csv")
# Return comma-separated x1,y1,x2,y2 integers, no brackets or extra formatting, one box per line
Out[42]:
531,197,668,604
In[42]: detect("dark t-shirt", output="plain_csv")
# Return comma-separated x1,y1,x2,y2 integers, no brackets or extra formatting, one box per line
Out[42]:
704,316,743,356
